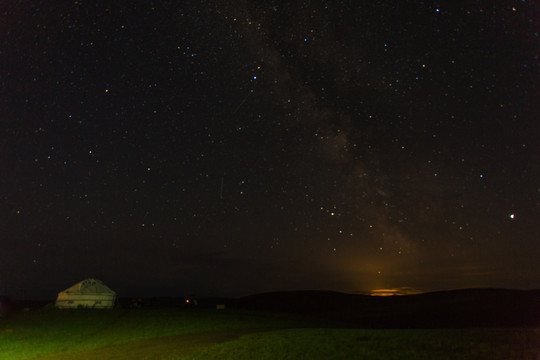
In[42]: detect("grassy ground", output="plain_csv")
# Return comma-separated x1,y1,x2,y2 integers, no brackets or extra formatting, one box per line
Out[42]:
0,307,538,360
0,307,317,359
191,328,540,360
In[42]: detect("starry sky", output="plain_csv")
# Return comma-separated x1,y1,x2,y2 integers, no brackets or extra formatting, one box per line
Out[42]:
1,1,539,299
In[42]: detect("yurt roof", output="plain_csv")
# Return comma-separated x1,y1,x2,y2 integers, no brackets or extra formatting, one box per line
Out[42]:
60,278,116,295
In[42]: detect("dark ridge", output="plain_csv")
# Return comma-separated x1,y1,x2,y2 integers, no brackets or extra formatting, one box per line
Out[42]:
233,289,540,328
116,297,234,308
3,289,538,328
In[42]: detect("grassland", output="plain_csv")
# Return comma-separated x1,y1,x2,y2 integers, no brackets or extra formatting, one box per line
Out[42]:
0,306,538,360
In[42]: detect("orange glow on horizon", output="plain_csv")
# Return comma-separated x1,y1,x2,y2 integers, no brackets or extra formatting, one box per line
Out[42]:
370,288,423,296
370,289,400,296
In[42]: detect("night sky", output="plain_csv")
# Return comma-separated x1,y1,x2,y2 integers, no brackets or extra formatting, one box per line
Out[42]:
1,1,539,299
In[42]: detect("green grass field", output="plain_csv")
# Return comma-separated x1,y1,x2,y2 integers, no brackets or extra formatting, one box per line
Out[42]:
0,306,538,359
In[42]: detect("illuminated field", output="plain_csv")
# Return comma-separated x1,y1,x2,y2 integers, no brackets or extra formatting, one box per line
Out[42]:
0,307,538,360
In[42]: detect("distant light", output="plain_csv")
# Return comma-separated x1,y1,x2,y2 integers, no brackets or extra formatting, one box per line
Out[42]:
435,8,440,12
370,288,423,296
510,214,515,219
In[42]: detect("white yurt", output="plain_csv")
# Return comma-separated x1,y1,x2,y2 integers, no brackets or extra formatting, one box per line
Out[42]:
55,279,116,309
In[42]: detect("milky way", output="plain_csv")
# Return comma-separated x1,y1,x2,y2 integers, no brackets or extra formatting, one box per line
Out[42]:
1,1,538,298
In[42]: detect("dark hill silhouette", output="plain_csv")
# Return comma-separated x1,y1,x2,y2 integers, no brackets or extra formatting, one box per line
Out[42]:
233,288,540,328
5,289,538,328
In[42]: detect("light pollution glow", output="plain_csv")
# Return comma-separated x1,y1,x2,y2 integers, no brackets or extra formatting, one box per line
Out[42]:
369,287,424,296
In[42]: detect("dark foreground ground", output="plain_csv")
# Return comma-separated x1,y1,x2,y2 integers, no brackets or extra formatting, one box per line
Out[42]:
1,290,539,360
